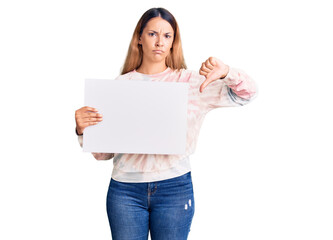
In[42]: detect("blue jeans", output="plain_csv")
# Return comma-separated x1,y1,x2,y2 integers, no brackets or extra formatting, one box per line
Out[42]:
106,171,195,240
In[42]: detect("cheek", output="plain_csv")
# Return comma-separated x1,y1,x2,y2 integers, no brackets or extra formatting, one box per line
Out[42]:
166,40,173,49
142,39,154,50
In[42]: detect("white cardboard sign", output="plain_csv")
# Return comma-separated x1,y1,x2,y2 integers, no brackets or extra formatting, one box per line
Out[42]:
83,79,189,154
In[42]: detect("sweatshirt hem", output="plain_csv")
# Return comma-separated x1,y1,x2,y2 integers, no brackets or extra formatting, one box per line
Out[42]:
111,157,192,183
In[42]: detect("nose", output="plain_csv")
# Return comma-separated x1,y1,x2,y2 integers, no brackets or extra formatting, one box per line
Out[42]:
155,36,164,47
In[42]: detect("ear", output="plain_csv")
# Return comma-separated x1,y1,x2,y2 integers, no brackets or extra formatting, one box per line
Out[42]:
138,37,142,45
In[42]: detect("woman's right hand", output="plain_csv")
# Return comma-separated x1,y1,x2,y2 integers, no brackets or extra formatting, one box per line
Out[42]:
75,106,103,135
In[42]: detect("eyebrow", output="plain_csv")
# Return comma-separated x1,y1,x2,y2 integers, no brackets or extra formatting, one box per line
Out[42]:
148,30,172,34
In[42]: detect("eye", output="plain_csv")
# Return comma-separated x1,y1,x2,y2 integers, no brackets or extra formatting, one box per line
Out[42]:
148,32,156,37
165,34,171,39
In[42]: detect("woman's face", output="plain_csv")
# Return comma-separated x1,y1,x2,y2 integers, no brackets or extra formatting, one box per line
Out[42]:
139,17,174,64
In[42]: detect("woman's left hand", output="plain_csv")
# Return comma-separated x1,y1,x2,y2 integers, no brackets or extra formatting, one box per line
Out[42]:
199,57,230,93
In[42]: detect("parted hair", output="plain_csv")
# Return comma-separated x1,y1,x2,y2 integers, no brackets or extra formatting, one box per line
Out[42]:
121,7,187,75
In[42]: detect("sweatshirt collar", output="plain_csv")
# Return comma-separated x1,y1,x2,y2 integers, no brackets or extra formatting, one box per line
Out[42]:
133,67,171,77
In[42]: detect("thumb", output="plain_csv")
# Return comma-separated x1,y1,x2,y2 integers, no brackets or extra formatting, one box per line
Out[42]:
199,75,214,93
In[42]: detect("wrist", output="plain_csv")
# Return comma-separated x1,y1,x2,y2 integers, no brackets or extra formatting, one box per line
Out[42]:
76,127,83,136
220,65,230,79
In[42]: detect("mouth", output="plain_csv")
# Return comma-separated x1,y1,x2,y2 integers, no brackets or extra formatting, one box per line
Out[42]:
153,50,164,54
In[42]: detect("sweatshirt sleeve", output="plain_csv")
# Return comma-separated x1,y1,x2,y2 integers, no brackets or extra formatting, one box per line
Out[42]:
196,67,258,111
77,133,114,160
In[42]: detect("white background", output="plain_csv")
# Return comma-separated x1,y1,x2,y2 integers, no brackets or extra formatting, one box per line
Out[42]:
0,0,332,239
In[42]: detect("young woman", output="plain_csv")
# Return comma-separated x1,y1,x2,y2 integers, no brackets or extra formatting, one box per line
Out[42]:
75,7,257,240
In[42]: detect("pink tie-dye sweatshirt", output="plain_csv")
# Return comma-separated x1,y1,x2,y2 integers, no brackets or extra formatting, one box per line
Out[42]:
78,67,257,182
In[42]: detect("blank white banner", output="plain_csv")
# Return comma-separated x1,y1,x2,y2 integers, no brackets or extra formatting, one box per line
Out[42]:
83,79,189,154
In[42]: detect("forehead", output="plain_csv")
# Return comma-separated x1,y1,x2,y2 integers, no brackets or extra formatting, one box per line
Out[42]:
144,17,174,33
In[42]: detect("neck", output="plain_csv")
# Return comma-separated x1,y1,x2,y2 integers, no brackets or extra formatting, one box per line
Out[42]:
136,61,168,75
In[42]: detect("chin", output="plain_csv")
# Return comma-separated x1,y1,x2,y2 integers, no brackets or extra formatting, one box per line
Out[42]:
151,55,166,61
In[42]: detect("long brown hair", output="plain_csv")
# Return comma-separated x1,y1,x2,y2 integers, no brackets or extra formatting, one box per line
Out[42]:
121,8,187,75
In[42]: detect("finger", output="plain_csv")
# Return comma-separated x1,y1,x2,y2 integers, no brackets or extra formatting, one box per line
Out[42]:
77,118,102,128
83,106,98,112
82,112,103,118
200,68,209,75
201,62,211,73
80,121,101,127
199,79,211,93
76,113,102,123
208,57,217,66
76,107,98,117
199,69,208,76
82,117,103,122
205,58,214,70
199,82,206,93
200,74,216,92
86,118,103,123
